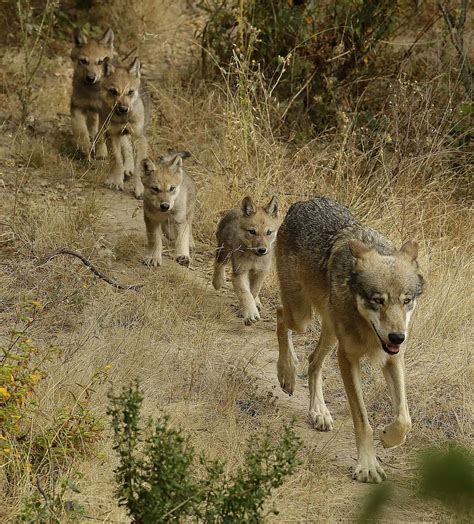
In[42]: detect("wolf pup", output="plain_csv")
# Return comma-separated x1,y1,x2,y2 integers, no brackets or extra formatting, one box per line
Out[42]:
141,152,196,267
275,197,424,483
213,196,279,325
70,27,115,158
98,56,151,198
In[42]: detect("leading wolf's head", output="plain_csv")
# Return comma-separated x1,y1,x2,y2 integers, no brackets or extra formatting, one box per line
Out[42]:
349,240,425,356
237,196,279,257
71,28,114,86
141,152,190,212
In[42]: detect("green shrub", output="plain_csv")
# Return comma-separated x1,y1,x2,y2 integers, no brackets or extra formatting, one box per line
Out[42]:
108,381,301,523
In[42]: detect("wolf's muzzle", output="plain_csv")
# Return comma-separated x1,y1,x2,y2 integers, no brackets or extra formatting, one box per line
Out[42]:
85,74,97,84
116,105,130,115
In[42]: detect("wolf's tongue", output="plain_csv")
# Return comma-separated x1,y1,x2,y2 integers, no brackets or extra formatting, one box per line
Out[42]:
386,344,400,354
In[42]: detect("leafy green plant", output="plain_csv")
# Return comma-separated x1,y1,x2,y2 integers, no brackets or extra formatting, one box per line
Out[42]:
108,381,301,523
356,444,474,522
0,299,54,455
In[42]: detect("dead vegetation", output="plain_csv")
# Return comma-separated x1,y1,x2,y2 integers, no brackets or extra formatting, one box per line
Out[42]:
0,0,472,522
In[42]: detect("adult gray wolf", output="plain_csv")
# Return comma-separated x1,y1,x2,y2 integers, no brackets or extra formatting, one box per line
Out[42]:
276,197,424,482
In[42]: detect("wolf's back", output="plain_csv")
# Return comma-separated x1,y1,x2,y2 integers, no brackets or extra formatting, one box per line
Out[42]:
277,197,358,264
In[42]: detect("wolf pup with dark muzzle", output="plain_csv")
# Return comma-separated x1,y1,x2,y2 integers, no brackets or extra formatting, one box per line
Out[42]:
98,56,151,199
213,196,279,325
275,197,425,484
70,27,115,158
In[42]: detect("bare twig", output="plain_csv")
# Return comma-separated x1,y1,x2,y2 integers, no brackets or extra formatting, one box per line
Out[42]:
437,0,473,100
38,248,144,291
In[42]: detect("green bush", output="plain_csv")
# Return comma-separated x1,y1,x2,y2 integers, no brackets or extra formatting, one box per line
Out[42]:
108,381,301,523
199,0,404,127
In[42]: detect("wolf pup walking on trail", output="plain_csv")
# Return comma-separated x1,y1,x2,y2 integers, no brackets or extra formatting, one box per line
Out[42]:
141,152,196,268
70,28,115,158
98,56,151,199
213,196,279,325
276,197,424,483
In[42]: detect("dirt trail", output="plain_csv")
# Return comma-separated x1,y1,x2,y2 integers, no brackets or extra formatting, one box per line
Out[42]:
95,184,408,513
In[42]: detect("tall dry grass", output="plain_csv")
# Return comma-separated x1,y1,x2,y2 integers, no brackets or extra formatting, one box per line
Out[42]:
0,0,472,521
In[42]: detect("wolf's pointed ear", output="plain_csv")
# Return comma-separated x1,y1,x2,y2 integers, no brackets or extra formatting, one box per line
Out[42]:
241,196,256,217
399,241,418,262
100,28,114,49
348,239,372,259
128,57,141,78
73,28,87,47
103,56,114,76
142,159,155,176
170,155,183,172
265,196,278,217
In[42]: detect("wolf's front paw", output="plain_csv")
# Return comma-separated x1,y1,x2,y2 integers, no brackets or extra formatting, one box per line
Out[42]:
133,179,144,200
176,255,190,267
105,173,124,191
277,357,297,396
95,143,108,160
242,304,260,325
353,455,386,483
380,420,411,449
254,297,262,311
309,407,334,431
143,254,162,267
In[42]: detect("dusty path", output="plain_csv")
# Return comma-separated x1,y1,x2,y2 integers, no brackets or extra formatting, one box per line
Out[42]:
89,183,417,521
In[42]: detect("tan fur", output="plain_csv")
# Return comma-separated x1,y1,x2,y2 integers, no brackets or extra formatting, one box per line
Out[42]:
276,198,424,483
213,196,279,325
70,28,115,158
141,153,196,267
98,57,151,199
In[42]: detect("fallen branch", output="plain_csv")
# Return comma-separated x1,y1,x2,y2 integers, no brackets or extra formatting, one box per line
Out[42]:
38,248,144,291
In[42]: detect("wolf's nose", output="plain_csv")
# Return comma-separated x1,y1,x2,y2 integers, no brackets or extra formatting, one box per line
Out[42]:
160,202,170,211
117,105,129,114
257,247,267,255
388,332,405,345
85,74,96,84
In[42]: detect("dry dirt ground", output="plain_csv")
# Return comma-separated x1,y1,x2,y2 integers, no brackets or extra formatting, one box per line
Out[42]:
0,1,472,522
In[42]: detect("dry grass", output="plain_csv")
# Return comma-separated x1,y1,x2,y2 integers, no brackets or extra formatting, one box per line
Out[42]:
0,1,472,522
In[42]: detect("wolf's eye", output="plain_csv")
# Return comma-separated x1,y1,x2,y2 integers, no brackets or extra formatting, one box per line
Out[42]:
371,297,385,305
97,58,104,65
128,89,135,96
79,58,89,65
108,88,118,96
248,228,257,235
266,229,273,236
403,297,412,305
151,187,160,194
169,186,176,193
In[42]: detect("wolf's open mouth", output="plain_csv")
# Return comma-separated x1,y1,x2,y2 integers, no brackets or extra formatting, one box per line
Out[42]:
371,325,400,355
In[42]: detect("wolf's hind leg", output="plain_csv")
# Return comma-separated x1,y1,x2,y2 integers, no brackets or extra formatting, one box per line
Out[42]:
380,356,411,448
338,348,386,483
308,319,337,431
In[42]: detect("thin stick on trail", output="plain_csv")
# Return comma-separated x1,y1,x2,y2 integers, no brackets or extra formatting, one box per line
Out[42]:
38,248,144,291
